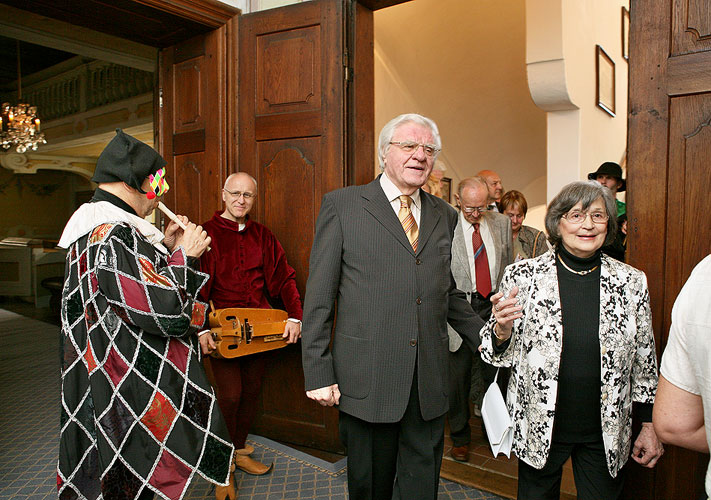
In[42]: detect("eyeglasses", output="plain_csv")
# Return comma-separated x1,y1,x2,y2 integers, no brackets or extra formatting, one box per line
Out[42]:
223,189,255,200
462,206,488,215
389,141,440,157
562,211,609,225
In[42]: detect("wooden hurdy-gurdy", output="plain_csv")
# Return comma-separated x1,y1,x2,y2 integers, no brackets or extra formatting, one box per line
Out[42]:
208,306,288,358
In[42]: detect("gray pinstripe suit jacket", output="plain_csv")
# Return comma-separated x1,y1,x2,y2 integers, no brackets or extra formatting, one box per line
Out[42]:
301,177,484,423
447,211,513,352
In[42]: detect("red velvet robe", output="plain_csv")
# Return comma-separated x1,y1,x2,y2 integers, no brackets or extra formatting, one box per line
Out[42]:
199,213,302,319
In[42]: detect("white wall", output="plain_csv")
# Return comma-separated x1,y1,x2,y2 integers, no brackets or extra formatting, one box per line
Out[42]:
527,0,629,202
375,0,548,208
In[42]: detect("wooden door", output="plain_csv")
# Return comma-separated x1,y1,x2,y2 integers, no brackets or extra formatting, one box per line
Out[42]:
238,0,373,452
158,23,234,226
626,1,711,498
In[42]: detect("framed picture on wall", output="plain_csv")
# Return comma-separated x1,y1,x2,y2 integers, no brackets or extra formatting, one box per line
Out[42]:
622,7,630,61
440,177,451,204
596,45,616,117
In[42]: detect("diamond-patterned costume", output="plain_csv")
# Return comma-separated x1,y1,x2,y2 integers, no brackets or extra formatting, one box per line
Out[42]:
57,202,233,500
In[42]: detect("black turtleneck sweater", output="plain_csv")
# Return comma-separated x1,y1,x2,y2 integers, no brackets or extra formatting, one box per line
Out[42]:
553,245,603,442
552,246,652,442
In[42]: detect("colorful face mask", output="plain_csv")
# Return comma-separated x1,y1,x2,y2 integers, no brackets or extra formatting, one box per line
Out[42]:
147,167,169,199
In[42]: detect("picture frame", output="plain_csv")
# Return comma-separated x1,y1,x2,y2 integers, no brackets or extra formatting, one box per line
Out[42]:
440,177,451,203
596,45,616,117
622,7,630,61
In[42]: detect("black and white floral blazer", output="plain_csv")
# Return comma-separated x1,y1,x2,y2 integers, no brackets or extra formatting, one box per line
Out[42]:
480,250,657,477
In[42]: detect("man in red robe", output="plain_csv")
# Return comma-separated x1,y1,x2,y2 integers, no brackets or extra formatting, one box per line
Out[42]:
200,172,302,478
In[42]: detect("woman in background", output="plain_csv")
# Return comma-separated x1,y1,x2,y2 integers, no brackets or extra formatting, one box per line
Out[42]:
500,190,548,261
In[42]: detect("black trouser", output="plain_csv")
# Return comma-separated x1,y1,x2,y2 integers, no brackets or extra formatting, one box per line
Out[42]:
517,439,625,500
448,291,508,446
339,371,445,500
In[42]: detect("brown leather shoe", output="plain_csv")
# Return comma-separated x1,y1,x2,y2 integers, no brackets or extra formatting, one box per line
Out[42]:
234,454,273,475
451,444,470,462
236,445,254,456
215,456,237,500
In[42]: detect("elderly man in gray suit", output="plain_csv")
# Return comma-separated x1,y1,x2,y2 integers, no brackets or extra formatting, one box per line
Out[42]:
301,113,484,500
447,176,513,462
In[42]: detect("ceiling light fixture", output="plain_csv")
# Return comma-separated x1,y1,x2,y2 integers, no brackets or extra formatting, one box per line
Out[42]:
0,40,47,154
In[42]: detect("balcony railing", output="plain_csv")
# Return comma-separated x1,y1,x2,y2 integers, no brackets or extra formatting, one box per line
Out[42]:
1,60,153,122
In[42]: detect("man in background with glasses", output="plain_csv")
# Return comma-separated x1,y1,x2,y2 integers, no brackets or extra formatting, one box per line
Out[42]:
302,114,484,499
448,176,513,461
199,172,303,482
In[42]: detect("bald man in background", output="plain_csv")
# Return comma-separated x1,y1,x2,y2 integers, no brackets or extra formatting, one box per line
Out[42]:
478,169,504,212
200,172,303,480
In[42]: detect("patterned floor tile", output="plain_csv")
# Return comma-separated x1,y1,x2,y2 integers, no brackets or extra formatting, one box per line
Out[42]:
0,308,504,499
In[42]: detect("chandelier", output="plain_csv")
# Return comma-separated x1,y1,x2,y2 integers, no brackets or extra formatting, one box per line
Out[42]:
0,40,46,154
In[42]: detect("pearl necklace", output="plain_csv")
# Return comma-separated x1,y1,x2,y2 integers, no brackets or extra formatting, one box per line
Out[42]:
557,253,599,276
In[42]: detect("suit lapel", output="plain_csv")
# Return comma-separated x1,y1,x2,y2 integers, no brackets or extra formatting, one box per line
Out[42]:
416,192,442,255
452,217,472,284
490,214,506,264
362,178,415,254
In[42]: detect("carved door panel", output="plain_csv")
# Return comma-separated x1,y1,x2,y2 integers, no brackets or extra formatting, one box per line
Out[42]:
238,0,373,452
626,1,711,498
158,28,229,226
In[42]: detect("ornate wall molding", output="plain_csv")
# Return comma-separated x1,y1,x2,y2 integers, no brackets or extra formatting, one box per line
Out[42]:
0,153,96,180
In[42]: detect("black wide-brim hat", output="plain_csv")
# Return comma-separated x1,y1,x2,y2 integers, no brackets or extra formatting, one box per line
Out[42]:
91,129,167,191
587,161,626,192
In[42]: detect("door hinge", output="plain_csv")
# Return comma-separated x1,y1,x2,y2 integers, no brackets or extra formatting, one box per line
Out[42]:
159,88,164,108
343,50,350,84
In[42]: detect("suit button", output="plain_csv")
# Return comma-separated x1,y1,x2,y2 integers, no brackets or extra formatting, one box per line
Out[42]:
415,259,422,265
410,339,417,346
416,298,422,305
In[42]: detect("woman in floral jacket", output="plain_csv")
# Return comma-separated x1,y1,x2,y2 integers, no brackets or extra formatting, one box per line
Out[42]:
481,181,663,500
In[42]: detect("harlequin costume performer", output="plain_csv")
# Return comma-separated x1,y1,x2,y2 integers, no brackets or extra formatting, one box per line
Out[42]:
199,172,303,480
57,129,234,500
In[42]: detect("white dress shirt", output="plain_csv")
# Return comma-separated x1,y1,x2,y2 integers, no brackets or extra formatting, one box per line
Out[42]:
459,210,497,291
380,172,422,226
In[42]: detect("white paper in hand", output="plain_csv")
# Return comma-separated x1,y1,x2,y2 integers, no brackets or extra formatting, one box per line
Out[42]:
481,379,513,458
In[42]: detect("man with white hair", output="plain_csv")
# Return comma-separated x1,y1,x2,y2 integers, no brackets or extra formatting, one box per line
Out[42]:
448,176,513,462
301,113,483,499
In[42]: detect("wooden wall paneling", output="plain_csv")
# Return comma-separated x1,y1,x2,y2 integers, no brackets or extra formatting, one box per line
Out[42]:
159,28,227,226
665,94,711,331
627,1,711,498
239,0,347,452
347,0,375,186
627,0,670,358
672,0,711,55
258,139,318,294
0,0,237,48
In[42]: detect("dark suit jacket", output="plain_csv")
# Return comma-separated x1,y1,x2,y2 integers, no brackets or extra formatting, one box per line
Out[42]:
301,177,484,423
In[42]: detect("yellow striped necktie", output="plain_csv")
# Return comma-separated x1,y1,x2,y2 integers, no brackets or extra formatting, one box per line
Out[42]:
398,195,419,252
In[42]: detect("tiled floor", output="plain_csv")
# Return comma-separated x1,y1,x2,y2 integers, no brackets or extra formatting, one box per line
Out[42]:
0,306,505,500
